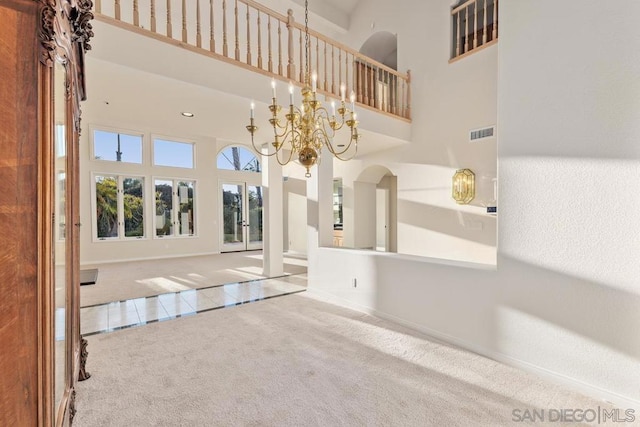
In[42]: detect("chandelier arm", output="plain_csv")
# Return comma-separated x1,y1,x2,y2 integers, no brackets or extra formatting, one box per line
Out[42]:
321,121,358,157
332,147,358,161
327,135,358,159
273,124,290,137
249,131,286,158
313,105,331,121
272,118,289,131
276,149,294,166
274,122,289,131
276,134,296,165
327,105,350,132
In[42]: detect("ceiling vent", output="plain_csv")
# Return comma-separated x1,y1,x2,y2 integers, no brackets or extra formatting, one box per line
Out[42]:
469,126,495,142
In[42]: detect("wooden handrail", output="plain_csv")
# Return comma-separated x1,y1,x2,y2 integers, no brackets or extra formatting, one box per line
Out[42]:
240,0,288,22
93,0,411,120
451,0,476,15
450,0,498,62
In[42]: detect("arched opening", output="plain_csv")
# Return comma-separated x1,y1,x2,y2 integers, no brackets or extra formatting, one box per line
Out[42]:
351,165,397,252
359,31,398,70
357,32,398,112
216,145,263,252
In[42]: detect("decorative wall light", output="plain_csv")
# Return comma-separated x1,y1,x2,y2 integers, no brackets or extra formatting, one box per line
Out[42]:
452,169,475,204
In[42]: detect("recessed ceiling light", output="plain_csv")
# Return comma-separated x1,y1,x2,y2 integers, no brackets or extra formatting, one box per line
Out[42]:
181,112,194,117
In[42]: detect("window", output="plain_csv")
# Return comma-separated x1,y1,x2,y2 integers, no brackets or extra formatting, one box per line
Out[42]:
217,146,260,172
451,0,498,61
333,178,343,229
95,175,145,240
93,129,143,163
154,138,194,168
155,179,196,237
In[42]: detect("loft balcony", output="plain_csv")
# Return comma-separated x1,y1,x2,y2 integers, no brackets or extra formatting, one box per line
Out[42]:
90,0,412,152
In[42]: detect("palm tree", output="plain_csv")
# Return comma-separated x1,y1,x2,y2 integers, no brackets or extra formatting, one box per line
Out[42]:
96,177,118,238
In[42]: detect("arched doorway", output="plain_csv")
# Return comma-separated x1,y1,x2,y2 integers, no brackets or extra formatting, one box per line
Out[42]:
353,165,397,253
217,145,263,252
357,31,398,112
359,31,398,70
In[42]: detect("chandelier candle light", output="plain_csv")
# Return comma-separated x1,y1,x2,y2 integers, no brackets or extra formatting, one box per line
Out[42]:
246,0,360,178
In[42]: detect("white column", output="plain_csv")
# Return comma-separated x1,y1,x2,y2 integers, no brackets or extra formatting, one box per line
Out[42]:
307,157,334,253
262,146,284,277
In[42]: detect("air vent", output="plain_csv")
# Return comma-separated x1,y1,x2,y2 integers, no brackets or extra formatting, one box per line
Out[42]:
469,126,495,142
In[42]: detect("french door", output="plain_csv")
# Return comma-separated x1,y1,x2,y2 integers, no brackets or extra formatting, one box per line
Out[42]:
220,182,263,252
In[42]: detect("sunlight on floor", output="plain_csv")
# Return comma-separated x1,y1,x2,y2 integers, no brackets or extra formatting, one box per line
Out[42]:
233,266,265,276
136,277,191,293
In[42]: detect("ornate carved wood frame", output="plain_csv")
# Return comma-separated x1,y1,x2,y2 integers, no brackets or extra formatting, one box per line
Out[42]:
37,0,93,425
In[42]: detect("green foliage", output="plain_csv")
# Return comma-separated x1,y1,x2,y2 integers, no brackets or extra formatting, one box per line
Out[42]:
155,184,173,236
96,177,144,238
124,193,144,237
222,190,241,242
96,177,118,238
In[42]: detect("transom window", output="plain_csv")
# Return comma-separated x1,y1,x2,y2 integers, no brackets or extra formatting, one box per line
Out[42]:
93,129,143,163
217,146,260,172
153,138,195,168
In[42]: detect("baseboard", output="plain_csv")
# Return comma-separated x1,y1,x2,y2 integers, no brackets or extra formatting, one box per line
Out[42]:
80,251,221,266
305,288,640,411
283,250,308,260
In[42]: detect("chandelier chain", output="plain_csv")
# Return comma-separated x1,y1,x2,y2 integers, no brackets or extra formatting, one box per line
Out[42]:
305,0,309,82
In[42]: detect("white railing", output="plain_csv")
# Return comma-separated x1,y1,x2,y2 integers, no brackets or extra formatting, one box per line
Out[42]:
451,0,498,61
94,0,411,120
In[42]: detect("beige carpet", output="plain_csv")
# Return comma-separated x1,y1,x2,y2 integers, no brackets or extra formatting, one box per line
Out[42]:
80,251,307,307
73,293,616,426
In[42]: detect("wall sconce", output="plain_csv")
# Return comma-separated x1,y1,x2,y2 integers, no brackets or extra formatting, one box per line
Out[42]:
452,169,475,204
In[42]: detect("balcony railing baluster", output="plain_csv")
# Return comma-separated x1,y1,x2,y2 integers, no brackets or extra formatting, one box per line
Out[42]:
93,0,411,120
451,0,498,62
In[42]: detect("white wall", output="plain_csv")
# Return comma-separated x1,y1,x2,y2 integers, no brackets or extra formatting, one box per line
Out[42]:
328,0,497,265
375,187,388,250
353,181,376,249
309,0,640,408
283,163,308,254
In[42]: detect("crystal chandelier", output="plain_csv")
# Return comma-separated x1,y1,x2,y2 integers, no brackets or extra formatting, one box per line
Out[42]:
246,0,360,178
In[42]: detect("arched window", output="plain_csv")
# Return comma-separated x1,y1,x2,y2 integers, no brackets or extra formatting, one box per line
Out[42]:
217,146,260,172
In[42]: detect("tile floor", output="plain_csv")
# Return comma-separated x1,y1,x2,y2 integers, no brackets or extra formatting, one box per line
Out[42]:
77,275,307,336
